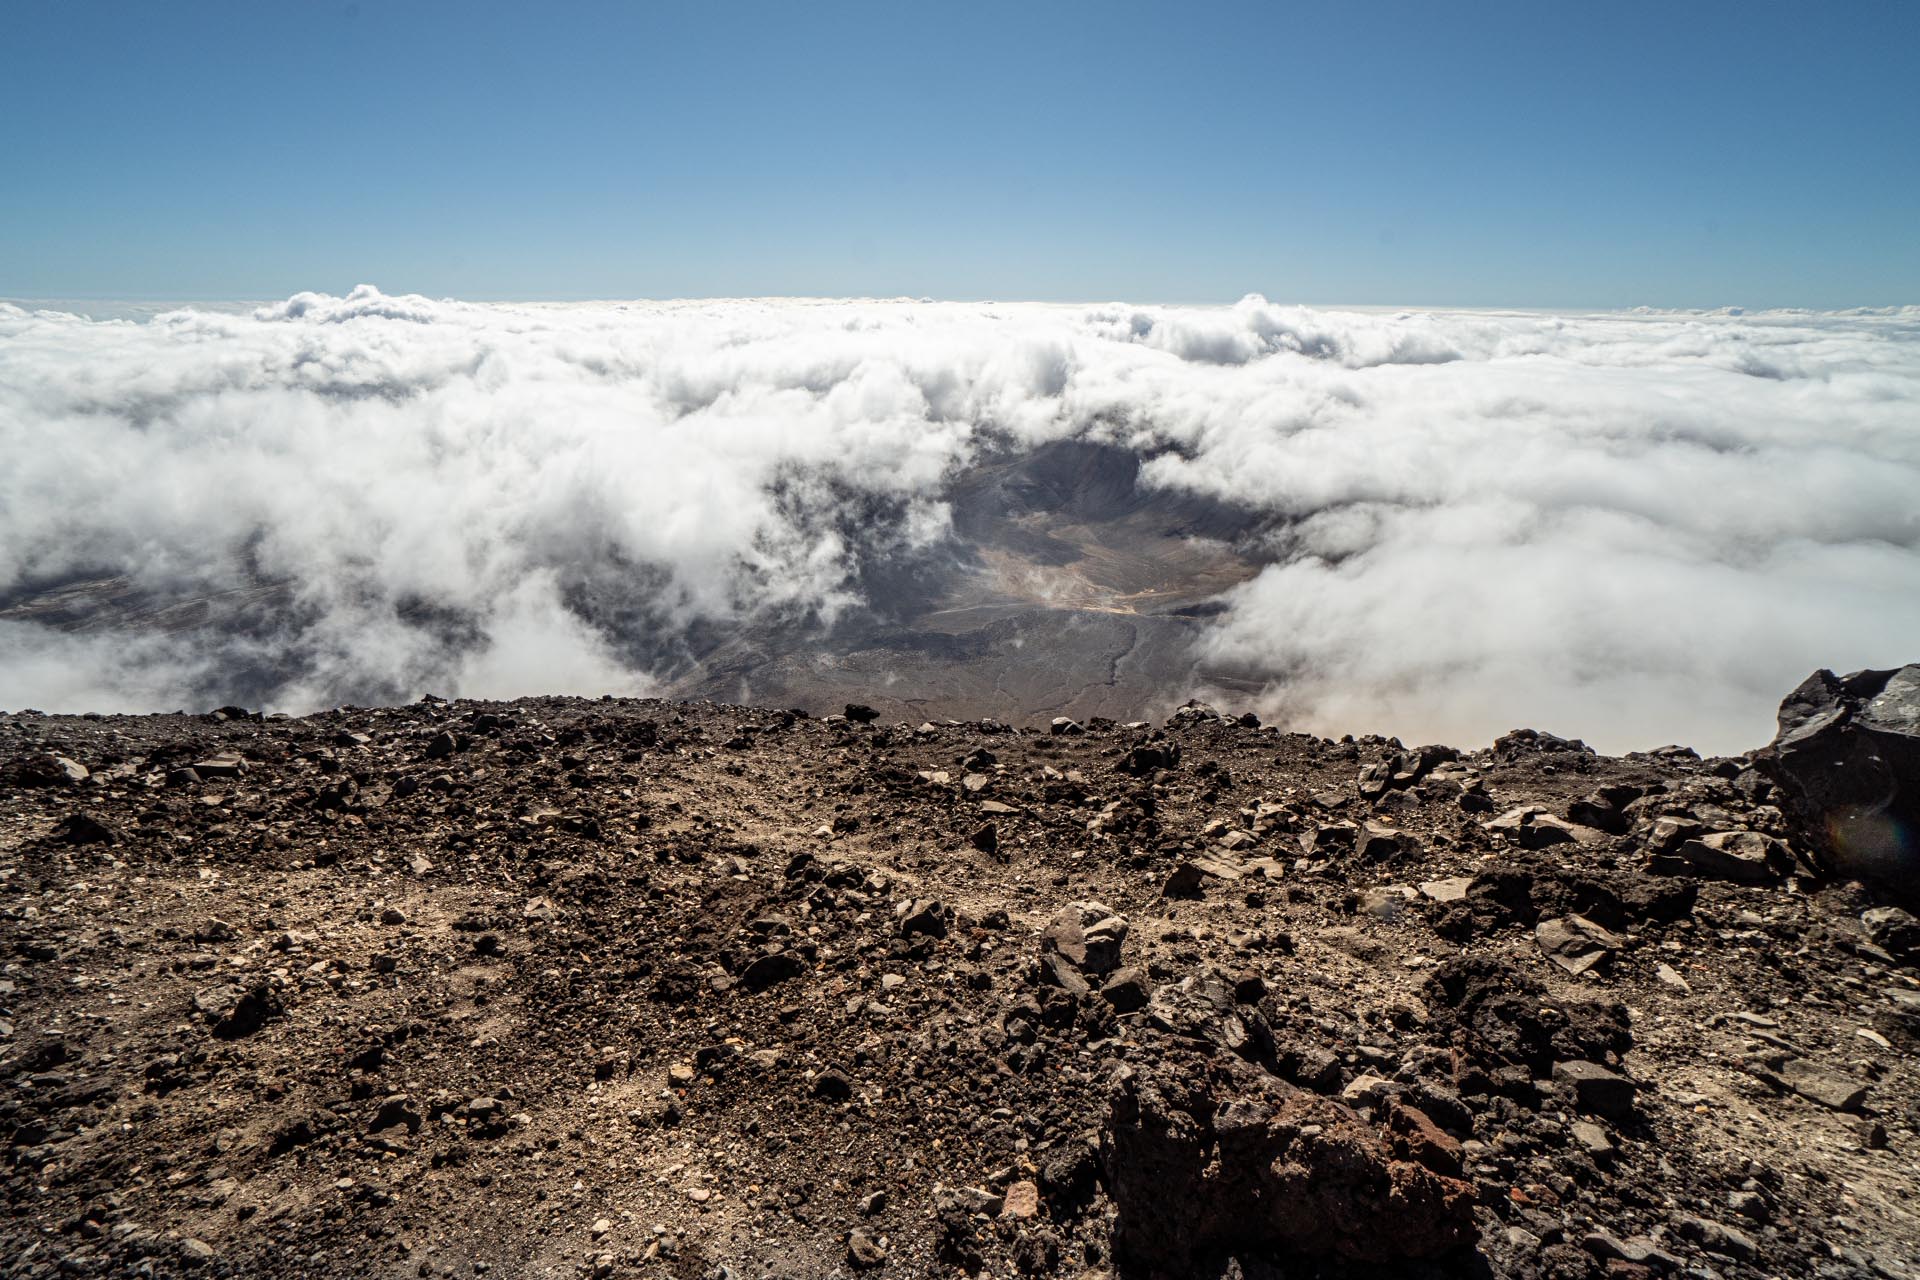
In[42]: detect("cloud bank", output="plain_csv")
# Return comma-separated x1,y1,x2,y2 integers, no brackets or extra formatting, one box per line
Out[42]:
2,287,1917,754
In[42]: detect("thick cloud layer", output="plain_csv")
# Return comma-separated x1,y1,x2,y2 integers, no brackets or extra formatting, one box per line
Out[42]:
2,287,1916,753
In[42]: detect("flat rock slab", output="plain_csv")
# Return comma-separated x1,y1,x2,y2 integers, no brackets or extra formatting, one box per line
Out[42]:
1189,853,1246,881
1778,1058,1868,1112
1419,876,1474,903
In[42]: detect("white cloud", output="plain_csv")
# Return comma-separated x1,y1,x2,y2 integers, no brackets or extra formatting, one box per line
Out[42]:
2,288,1916,753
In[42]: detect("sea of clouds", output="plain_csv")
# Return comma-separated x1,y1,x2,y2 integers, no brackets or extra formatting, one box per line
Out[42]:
2,287,1917,754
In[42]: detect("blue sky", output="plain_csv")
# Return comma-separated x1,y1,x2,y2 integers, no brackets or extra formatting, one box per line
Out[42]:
3,0,1916,307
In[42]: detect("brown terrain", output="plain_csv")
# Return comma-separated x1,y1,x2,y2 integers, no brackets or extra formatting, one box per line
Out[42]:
2,674,1918,1280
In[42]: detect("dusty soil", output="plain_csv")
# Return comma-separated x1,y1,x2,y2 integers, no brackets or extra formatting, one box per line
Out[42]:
2,696,1916,1280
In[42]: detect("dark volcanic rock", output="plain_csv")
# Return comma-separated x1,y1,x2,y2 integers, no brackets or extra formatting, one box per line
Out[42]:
1103,1057,1474,1272
1143,966,1276,1063
1552,1059,1639,1121
1422,957,1631,1083
1116,741,1179,776
1757,664,1920,894
192,980,285,1039
739,950,806,991
1863,905,1920,963
1679,830,1792,884
52,812,117,844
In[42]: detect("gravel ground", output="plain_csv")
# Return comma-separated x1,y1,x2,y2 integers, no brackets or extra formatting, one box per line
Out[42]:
2,696,1916,1280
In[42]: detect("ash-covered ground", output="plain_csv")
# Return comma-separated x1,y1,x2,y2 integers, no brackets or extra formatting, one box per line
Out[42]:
2,689,1917,1280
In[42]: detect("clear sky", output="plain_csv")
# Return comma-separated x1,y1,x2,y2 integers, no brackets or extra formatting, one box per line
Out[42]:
4,0,1916,308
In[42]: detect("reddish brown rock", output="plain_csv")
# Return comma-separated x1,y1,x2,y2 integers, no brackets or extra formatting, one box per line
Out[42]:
1103,1056,1474,1272
1386,1099,1464,1176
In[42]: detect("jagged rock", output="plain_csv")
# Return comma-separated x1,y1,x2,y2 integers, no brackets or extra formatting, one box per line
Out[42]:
1088,796,1151,836
1552,1060,1638,1121
1571,1119,1614,1159
1447,857,1695,936
1862,906,1920,962
1679,830,1792,883
1103,1058,1474,1271
897,897,949,939
812,1067,854,1101
192,981,284,1039
1188,851,1246,884
1357,760,1393,801
933,1184,1004,1216
191,752,246,778
1356,821,1422,862
1299,821,1358,859
1039,902,1127,981
1674,1214,1758,1259
1161,862,1205,897
10,753,89,787
1385,1098,1464,1175
1484,805,1538,835
1341,1073,1395,1106
195,918,237,944
1757,665,1920,893
1567,785,1640,834
370,1094,422,1134
1116,742,1178,775
1038,952,1090,998
269,1106,343,1155
1582,1231,1682,1270
1000,1180,1040,1219
932,1185,998,1270
1143,967,1274,1062
1098,968,1150,1012
1357,885,1415,922
1535,914,1624,976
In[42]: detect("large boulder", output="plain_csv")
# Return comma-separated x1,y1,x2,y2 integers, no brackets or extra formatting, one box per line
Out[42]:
1103,1057,1474,1272
1756,666,1920,893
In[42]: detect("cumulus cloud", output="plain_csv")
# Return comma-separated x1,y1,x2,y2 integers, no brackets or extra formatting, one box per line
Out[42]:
1,288,1916,753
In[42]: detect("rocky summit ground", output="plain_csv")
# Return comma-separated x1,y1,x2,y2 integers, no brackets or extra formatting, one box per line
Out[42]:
2,695,1918,1280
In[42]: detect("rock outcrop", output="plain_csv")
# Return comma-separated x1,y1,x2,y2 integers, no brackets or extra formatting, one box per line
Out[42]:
1758,665,1920,893
1102,1057,1475,1272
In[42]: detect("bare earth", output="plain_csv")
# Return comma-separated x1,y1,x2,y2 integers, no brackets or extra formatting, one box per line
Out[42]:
2,697,1916,1280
